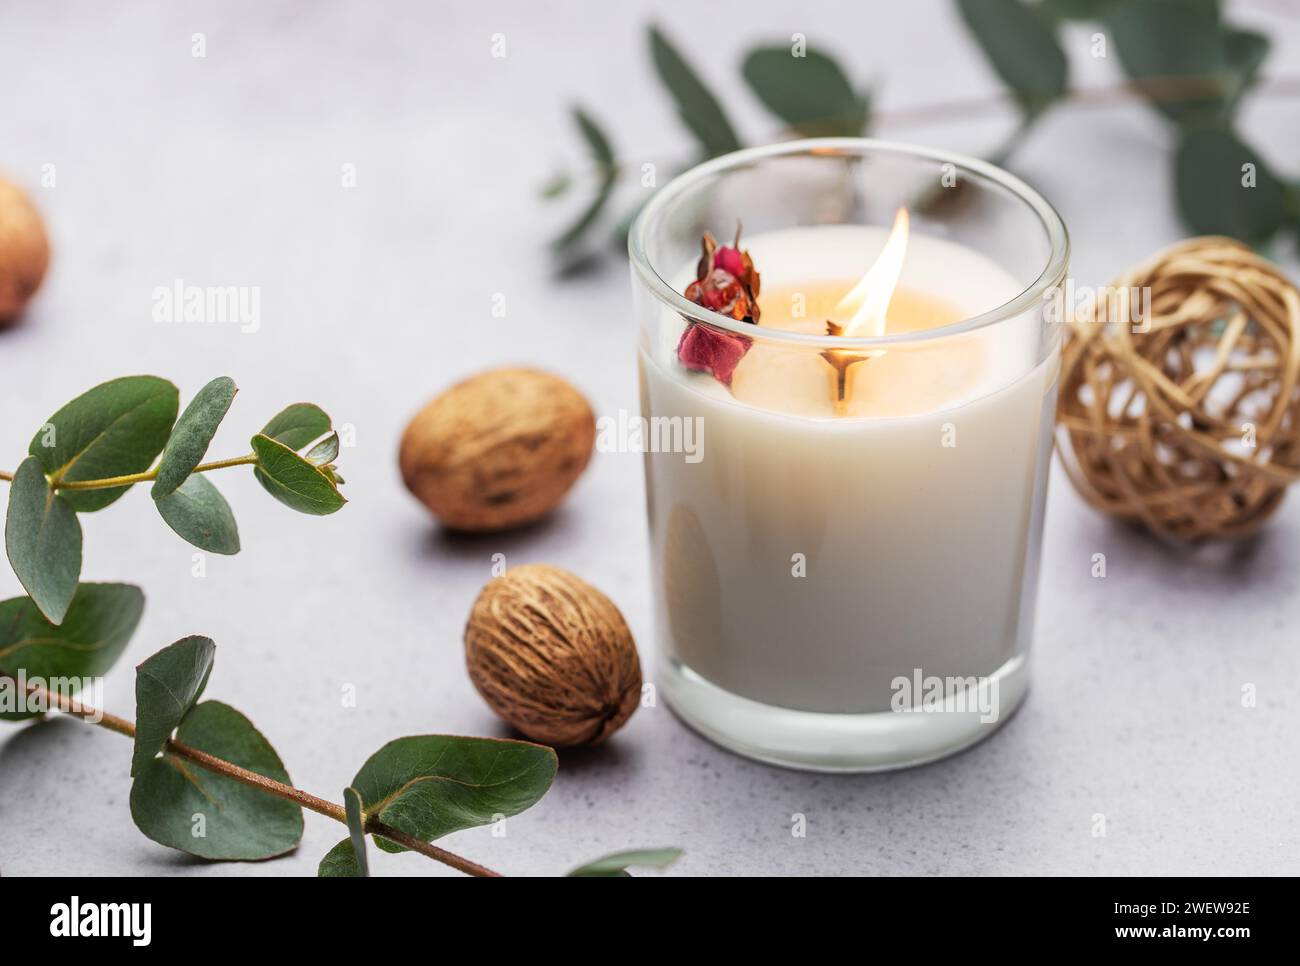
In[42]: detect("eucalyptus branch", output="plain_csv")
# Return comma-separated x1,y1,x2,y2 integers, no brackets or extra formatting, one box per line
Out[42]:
12,675,502,877
552,15,1299,252
3,376,346,626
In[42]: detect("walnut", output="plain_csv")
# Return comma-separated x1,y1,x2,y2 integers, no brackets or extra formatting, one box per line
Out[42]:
464,565,641,746
0,176,50,323
399,368,595,532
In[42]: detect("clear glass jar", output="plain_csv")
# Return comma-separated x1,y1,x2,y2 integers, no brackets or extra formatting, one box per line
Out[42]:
628,138,1068,771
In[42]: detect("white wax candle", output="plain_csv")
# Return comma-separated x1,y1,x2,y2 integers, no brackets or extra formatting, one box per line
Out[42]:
640,224,1058,715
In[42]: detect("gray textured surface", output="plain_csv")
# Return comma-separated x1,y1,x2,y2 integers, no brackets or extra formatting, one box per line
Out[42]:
1,0,1298,876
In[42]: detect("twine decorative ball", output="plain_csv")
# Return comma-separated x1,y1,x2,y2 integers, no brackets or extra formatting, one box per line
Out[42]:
0,176,50,323
464,564,642,747
1057,236,1300,540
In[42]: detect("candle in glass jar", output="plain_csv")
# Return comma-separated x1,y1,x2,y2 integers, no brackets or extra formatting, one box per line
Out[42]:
640,219,1057,738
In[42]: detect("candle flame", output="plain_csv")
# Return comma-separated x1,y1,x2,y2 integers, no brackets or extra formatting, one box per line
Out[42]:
833,208,910,338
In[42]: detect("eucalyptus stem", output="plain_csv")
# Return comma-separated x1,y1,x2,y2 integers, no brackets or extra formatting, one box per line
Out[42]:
13,677,503,878
50,454,258,492
871,72,1300,131
0,470,11,483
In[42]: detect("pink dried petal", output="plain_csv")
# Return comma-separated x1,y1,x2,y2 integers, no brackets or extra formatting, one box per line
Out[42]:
676,322,751,385
713,246,744,278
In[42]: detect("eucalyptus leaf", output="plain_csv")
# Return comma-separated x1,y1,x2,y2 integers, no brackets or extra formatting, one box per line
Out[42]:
318,786,371,877
130,700,303,860
1106,0,1243,125
552,174,616,251
574,106,614,168
152,376,237,498
1174,127,1285,242
957,0,1067,113
1221,28,1270,112
568,847,683,877
131,635,215,776
318,838,364,877
251,434,347,515
553,106,618,250
155,474,240,555
0,583,145,722
304,431,340,467
649,25,742,158
259,403,331,451
349,735,557,854
4,457,82,624
29,375,178,512
344,786,370,876
1038,0,1119,18
742,46,868,137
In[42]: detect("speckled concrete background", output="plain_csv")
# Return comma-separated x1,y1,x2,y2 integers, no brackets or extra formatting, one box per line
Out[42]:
1,0,1297,876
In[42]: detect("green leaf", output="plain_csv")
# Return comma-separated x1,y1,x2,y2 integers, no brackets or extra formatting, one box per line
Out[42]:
318,838,364,877
1106,0,1257,125
0,583,145,721
29,375,178,512
151,376,237,498
4,457,82,624
132,635,215,777
1222,28,1270,112
350,735,557,854
552,176,616,251
259,403,331,452
304,431,340,466
649,25,742,158
344,786,370,875
741,46,868,136
251,434,346,515
553,107,618,250
319,786,371,877
1038,0,1119,20
568,847,683,877
130,700,304,860
957,0,1067,114
155,474,240,555
1174,127,1285,242
575,106,615,168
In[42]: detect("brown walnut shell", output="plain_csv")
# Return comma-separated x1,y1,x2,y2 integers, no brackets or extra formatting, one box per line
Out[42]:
399,368,595,531
464,564,642,747
0,177,50,323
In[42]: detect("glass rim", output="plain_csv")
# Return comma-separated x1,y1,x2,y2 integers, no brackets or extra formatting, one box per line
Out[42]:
627,137,1070,350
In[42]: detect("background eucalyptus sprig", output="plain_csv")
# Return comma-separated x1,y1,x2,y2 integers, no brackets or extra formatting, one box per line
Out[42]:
0,376,679,877
547,0,1298,261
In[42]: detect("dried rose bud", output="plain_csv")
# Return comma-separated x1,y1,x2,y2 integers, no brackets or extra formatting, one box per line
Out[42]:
678,226,761,384
686,268,748,317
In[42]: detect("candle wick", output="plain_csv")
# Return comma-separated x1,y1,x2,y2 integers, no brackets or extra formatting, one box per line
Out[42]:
821,350,866,402
822,319,868,412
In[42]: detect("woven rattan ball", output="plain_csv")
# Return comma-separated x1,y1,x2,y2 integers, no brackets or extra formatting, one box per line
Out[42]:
1057,237,1300,540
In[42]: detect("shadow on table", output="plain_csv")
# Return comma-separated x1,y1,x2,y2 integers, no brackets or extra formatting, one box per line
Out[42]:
408,505,577,565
